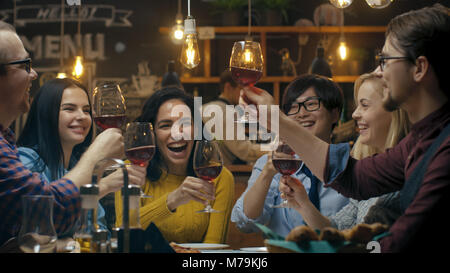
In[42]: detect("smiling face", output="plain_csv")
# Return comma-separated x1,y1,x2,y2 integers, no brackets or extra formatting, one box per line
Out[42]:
154,99,194,174
287,87,339,143
58,86,92,150
379,36,415,112
352,80,392,151
0,31,38,124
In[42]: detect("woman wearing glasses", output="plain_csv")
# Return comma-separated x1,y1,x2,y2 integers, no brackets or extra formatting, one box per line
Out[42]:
279,73,410,230
231,74,349,237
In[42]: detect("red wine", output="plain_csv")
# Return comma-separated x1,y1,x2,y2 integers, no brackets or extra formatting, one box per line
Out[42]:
94,115,127,130
195,164,223,181
125,145,155,166
272,159,302,175
230,66,262,86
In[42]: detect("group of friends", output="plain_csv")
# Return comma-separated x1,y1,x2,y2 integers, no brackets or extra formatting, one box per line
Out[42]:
0,4,448,253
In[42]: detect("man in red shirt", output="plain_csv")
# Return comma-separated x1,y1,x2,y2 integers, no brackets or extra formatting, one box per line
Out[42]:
244,4,449,252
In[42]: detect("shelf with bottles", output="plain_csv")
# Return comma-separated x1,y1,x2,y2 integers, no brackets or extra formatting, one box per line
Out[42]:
159,25,385,103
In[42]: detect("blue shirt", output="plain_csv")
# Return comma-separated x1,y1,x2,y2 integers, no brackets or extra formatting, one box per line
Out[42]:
231,154,349,237
18,147,108,235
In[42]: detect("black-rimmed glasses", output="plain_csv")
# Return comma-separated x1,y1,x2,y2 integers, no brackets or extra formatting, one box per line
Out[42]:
1,58,32,73
286,97,321,116
376,54,410,72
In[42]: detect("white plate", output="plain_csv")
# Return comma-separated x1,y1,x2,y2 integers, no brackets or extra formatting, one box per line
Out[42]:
240,247,268,253
178,243,230,250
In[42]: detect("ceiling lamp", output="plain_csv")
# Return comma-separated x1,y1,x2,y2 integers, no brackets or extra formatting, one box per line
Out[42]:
329,0,353,9
179,0,200,69
365,0,394,9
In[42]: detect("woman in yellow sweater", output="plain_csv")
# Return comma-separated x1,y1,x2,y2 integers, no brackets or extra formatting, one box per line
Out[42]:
115,87,234,244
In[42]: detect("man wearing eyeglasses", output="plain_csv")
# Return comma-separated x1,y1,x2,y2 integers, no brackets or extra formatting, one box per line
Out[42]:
0,21,125,250
242,4,449,252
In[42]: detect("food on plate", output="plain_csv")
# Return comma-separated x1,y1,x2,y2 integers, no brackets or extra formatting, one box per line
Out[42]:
169,242,201,253
319,227,345,243
285,225,319,246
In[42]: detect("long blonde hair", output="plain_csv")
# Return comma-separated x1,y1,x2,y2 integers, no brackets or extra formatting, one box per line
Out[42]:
351,73,410,160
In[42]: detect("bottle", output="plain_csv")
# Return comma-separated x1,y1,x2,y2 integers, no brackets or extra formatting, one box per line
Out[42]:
91,229,111,253
118,185,145,253
74,184,99,253
161,60,182,89
309,46,333,78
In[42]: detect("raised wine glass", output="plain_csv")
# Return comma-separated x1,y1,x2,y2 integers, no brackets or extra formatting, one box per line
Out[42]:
193,140,223,213
92,82,127,131
271,142,302,208
229,40,264,124
124,122,155,198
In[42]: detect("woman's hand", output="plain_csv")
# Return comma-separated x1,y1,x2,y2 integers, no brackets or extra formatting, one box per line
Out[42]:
242,86,276,107
279,176,310,211
98,164,147,198
262,152,278,178
166,176,215,211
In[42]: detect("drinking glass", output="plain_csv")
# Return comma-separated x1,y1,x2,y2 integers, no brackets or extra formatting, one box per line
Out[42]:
124,122,155,198
193,140,223,213
271,142,302,208
229,40,264,124
92,82,127,131
18,195,58,253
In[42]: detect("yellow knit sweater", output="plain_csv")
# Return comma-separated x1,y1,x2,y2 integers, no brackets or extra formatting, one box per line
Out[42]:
115,167,234,244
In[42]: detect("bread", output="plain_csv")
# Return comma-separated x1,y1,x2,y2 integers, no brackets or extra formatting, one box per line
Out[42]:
319,227,345,244
285,226,319,246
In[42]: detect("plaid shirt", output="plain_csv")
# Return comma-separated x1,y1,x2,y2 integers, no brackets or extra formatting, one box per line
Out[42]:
0,125,81,246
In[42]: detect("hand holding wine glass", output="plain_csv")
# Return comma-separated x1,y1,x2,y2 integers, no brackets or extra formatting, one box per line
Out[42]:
124,122,155,198
193,140,223,213
271,142,302,208
92,82,127,130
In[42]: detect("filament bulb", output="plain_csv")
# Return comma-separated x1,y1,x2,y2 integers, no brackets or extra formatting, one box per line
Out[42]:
365,0,393,9
338,42,348,60
72,55,84,78
180,34,200,69
329,0,353,8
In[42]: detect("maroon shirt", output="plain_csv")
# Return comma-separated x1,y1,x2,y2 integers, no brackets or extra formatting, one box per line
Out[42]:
325,102,450,252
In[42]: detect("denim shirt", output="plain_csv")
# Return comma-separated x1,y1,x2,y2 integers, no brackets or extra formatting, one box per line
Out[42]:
231,154,349,237
18,147,108,235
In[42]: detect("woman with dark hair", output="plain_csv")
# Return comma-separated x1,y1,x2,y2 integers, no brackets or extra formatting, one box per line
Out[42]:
115,87,234,244
231,74,349,237
17,78,146,236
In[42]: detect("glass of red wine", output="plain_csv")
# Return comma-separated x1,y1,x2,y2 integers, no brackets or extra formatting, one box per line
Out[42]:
193,140,223,213
124,122,155,198
92,82,127,131
271,142,302,208
229,40,264,124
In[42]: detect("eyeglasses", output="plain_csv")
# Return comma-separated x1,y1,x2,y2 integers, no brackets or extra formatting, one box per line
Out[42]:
286,97,321,116
376,53,410,72
1,58,32,73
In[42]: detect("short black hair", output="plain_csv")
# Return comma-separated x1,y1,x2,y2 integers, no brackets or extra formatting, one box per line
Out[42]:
17,78,93,180
219,69,238,93
136,87,201,181
282,74,343,130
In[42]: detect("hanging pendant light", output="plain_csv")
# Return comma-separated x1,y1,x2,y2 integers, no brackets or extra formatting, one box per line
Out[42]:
365,0,394,9
171,0,184,44
180,0,200,69
72,3,84,79
329,0,353,9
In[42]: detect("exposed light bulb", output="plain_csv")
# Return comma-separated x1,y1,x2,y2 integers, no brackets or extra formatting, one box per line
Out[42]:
56,72,68,79
72,55,84,78
244,49,253,63
365,0,393,9
180,17,200,69
171,19,184,44
174,28,184,40
329,0,353,9
338,42,348,60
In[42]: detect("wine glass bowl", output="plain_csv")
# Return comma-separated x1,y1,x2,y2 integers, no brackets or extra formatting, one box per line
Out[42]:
229,40,264,124
193,140,223,213
271,143,302,208
92,82,127,130
124,122,155,198
18,195,58,253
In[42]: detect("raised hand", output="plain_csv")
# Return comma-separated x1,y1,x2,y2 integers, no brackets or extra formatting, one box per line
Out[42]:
166,176,216,211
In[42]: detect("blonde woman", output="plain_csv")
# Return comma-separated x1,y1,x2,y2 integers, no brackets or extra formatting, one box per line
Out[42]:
279,73,410,230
